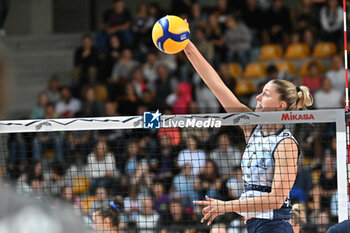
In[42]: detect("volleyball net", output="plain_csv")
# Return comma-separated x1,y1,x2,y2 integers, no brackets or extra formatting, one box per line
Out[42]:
0,109,348,232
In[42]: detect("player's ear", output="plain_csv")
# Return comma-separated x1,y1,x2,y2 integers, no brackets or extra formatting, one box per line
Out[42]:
280,101,287,110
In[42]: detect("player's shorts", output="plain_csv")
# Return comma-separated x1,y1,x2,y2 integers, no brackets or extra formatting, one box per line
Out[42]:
246,218,294,233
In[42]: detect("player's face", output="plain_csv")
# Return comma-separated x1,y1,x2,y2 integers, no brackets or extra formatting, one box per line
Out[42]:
255,83,286,112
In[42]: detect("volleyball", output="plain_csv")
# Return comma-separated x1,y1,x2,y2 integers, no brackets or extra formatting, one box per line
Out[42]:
152,15,190,54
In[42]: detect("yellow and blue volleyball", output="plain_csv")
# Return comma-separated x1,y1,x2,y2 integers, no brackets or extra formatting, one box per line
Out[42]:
152,15,190,54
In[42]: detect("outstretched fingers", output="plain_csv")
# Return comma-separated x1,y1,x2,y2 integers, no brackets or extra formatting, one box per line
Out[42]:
201,211,212,223
193,200,209,206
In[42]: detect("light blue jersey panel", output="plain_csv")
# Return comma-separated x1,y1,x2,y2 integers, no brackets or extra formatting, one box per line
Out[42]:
239,125,298,220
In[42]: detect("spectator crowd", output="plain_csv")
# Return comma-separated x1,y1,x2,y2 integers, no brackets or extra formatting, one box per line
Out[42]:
2,0,350,232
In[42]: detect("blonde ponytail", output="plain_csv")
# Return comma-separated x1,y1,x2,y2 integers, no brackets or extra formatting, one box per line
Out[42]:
296,85,313,110
269,79,313,110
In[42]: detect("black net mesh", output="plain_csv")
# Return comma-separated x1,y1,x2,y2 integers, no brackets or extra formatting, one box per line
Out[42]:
0,121,341,233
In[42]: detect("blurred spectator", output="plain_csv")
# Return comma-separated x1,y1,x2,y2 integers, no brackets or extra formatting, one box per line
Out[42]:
226,167,244,200
172,163,199,207
302,27,318,51
97,0,133,50
325,54,349,94
117,82,141,115
177,135,206,176
85,139,120,195
32,104,64,165
31,92,49,119
7,133,27,175
192,72,219,113
209,133,241,179
263,0,292,45
319,154,337,210
91,195,121,232
137,196,160,233
111,48,139,82
99,35,122,82
213,0,231,28
46,75,61,105
132,67,148,98
161,199,193,233
189,3,207,32
155,64,178,103
241,0,264,46
55,86,82,118
293,0,319,31
60,186,74,204
260,64,294,85
154,133,177,190
143,51,160,90
218,63,236,98
320,0,343,44
171,82,192,114
124,139,140,177
314,211,331,233
66,130,95,168
124,185,142,225
193,27,214,64
205,14,226,68
195,159,223,199
314,78,342,109
43,161,67,196
73,34,98,86
301,61,323,95
152,181,171,224
132,3,154,52
80,86,105,117
224,15,252,68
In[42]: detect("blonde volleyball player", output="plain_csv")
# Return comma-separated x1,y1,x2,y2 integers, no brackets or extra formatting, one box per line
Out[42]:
184,38,313,232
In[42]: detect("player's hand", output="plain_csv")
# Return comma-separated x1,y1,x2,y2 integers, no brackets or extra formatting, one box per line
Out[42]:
193,196,226,225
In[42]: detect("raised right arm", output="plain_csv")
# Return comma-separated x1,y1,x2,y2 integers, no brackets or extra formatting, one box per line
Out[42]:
184,41,251,113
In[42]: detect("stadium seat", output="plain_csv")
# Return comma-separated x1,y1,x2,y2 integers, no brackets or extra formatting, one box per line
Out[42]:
72,176,90,195
284,43,310,59
95,84,108,101
299,60,324,76
259,44,283,60
243,62,267,79
235,80,255,96
228,62,242,78
312,42,337,59
276,61,297,74
81,196,97,214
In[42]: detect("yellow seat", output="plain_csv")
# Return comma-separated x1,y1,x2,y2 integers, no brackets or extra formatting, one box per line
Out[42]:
235,80,255,96
43,151,55,158
228,62,242,78
259,44,283,60
299,60,324,76
243,62,267,79
81,196,97,214
276,61,296,74
284,43,310,59
72,176,90,195
312,42,337,58
95,84,108,101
